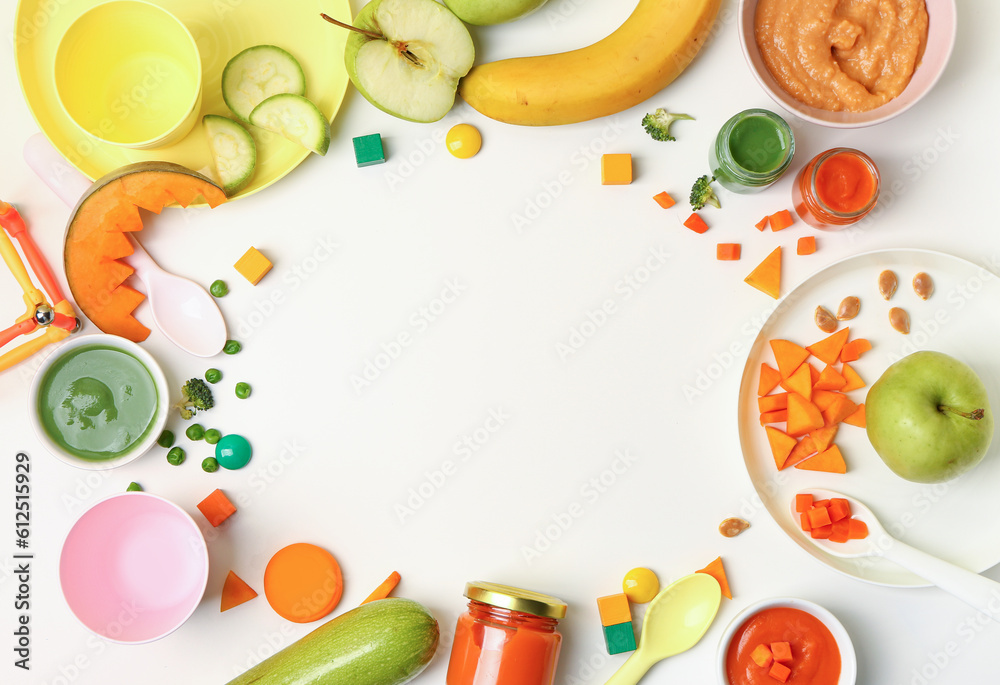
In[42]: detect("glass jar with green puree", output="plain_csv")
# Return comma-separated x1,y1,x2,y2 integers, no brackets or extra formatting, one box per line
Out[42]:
709,109,795,193
37,345,159,461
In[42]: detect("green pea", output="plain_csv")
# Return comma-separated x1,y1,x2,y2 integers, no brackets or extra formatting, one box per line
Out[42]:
201,457,220,473
126,482,143,492
205,368,222,384
186,423,205,441
210,280,229,298
157,430,175,448
204,429,222,445
223,340,242,355
166,447,186,466
235,382,252,399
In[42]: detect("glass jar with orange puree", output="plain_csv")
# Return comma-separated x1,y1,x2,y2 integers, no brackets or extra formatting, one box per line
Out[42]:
446,582,568,685
792,148,880,229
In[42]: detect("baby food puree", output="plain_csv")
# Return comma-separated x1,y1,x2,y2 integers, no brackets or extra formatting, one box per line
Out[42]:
37,345,159,460
755,0,928,112
725,606,841,685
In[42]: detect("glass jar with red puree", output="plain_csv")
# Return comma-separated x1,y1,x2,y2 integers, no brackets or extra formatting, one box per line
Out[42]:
725,606,841,685
446,582,567,685
792,148,880,229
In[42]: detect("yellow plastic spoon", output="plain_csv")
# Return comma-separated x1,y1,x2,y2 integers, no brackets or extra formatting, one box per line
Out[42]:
605,573,722,684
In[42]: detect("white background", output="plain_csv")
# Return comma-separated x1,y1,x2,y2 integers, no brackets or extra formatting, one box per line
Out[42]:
2,0,1000,684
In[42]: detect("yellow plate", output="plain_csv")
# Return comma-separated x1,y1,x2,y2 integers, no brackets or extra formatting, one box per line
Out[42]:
14,0,351,203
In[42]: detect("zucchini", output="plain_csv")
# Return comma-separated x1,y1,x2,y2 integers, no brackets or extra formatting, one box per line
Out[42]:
249,93,331,156
222,45,306,123
202,115,256,196
226,598,439,685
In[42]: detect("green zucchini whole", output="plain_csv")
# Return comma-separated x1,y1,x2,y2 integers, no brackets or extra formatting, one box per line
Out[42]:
226,598,439,685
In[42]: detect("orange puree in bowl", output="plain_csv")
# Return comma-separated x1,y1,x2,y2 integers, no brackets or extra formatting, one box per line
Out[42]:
754,0,928,112
725,607,841,685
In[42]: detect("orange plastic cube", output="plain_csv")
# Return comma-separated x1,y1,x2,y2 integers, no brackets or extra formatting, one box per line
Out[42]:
601,154,632,185
234,246,273,285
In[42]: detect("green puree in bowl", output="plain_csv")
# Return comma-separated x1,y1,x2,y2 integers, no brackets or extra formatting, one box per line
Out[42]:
37,345,158,461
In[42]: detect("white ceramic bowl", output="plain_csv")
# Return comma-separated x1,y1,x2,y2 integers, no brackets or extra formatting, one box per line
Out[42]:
28,334,170,470
717,597,857,684
738,0,957,128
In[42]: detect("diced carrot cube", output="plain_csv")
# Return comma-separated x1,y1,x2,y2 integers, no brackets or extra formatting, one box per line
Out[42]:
797,235,817,255
652,191,675,208
800,513,811,532
759,363,782,396
830,518,851,543
812,499,831,508
769,209,794,231
848,519,869,539
717,243,741,260
751,644,774,668
810,523,833,539
807,506,832,528
770,641,793,663
828,498,851,522
758,393,789,412
795,494,814,512
769,661,792,683
197,489,237,527
684,213,710,234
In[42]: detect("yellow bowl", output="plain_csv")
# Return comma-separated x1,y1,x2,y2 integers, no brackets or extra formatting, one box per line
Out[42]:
54,0,202,149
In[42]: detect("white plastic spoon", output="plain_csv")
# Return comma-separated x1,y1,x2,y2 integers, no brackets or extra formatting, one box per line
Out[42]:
23,134,227,357
795,488,1000,622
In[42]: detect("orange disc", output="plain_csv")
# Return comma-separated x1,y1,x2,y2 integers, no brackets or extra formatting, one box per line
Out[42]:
263,543,343,623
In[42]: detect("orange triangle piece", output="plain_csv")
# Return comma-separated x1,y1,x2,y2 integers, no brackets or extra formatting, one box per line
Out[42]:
758,363,782,396
840,364,865,392
808,424,839,453
806,328,850,366
786,392,825,437
795,445,847,474
780,363,814,401
784,436,818,469
843,403,866,428
822,394,858,426
812,390,843,412
766,426,798,469
221,571,258,612
758,393,788,413
745,247,782,299
696,557,732,599
770,339,810,378
813,365,847,391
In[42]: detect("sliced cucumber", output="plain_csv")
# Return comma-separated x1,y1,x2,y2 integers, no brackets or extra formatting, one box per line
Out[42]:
202,115,256,196
222,45,306,123
249,94,331,156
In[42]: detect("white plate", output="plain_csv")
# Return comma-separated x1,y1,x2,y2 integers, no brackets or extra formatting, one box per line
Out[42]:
737,249,1000,587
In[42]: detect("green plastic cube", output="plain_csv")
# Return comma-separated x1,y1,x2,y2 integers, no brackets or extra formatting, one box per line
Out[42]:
603,621,636,655
353,133,386,167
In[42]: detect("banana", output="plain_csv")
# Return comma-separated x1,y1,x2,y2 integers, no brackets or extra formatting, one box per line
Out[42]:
458,0,722,126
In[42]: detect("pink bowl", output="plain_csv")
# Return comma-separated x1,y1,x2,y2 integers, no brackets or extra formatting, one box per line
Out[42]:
59,492,209,643
739,0,957,128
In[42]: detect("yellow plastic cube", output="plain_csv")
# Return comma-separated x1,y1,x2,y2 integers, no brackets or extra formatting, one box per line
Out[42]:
601,154,632,185
234,247,272,285
597,593,632,627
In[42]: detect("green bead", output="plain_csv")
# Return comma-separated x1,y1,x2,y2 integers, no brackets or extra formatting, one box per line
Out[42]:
201,457,220,473
166,446,186,466
204,428,222,445
126,482,143,492
235,382,252,399
223,340,242,355
210,280,229,298
157,430,175,448
205,368,222,384
216,433,252,470
186,423,205,441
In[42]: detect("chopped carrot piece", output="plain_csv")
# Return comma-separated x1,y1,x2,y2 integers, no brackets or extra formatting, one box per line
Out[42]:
759,363,782,396
769,661,792,683
843,403,866,428
840,364,865,392
848,519,869,539
799,512,811,532
197,489,236,527
221,570,258,612
780,363,814,401
812,499,831,509
808,424,839,453
758,393,788,413
769,209,794,231
840,338,872,363
810,523,833,539
760,409,788,425
795,445,847,474
751,644,774,668
828,498,851,522
745,247,782,299
807,328,851,365
766,426,798,470
786,392,825,436
812,390,843,412
813,364,847,391
684,212,710,234
696,556,732,599
770,641,793,663
796,235,817,255
770,339,810,378
785,436,817,469
717,243,741,260
830,518,851,543
361,571,401,604
652,191,675,209
755,216,769,231
807,506,832,528
822,394,858,426
795,494,814,512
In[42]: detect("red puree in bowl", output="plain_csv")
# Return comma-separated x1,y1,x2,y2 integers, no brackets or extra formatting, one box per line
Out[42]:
725,607,841,685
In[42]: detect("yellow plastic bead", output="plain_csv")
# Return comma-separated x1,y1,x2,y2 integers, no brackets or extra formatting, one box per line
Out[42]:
622,567,660,604
446,124,482,159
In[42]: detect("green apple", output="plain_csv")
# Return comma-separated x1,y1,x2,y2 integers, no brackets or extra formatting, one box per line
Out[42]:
866,350,994,483
443,0,549,25
323,0,474,123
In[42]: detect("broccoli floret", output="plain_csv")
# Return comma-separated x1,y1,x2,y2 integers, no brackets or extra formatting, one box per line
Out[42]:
690,175,721,211
174,378,214,420
642,108,695,142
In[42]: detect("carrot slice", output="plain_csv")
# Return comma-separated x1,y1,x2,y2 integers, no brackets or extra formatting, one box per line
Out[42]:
840,364,865,392
813,364,847,391
755,216,769,231
796,235,816,255
766,426,797,469
745,247,782,299
684,213,710,234
830,518,851,543
758,393,788,413
758,363,782,396
652,191,675,209
848,519,869,539
843,403,866,428
840,338,872,363
769,209,794,231
795,445,847,473
221,570,258,612
760,410,788,425
717,243,741,260
786,393,825,436
780,363,814,401
770,339,810,378
807,328,851,366
696,556,732,600
361,571,402,604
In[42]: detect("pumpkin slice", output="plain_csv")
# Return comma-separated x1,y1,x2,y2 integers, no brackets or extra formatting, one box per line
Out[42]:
745,247,781,299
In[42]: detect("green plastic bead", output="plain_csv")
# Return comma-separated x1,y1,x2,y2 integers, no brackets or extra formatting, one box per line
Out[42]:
216,433,252,470
235,382,252,399
223,340,242,355
205,368,222,384
126,482,143,492
166,446,186,466
205,428,222,445
157,430,175,448
210,280,229,298
201,457,220,473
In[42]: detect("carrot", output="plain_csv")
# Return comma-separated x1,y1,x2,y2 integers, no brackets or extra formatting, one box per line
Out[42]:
828,498,851,522
765,426,797,469
798,493,869,542
770,642,793,663
221,570,258,612
807,506,832,528
361,571,402,604
840,338,872,363
806,328,850,366
795,494,814,512
830,518,851,543
758,393,788,413
758,363,782,396
822,394,858,426
717,243,741,260
769,661,792,683
751,644,774,668
684,212,710,234
760,409,788,425
795,445,847,473
840,364,865,392
843,403,866,428
786,392,825,436
796,235,816,255
769,209,794,231
755,216,769,231
652,191,675,209
696,556,732,600
197,489,237,527
780,363,813,401
784,436,817,469
745,246,782,299
811,389,844,412
808,424,839,453
848,519,869,539
813,364,847,391
810,523,833,539
769,339,809,378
